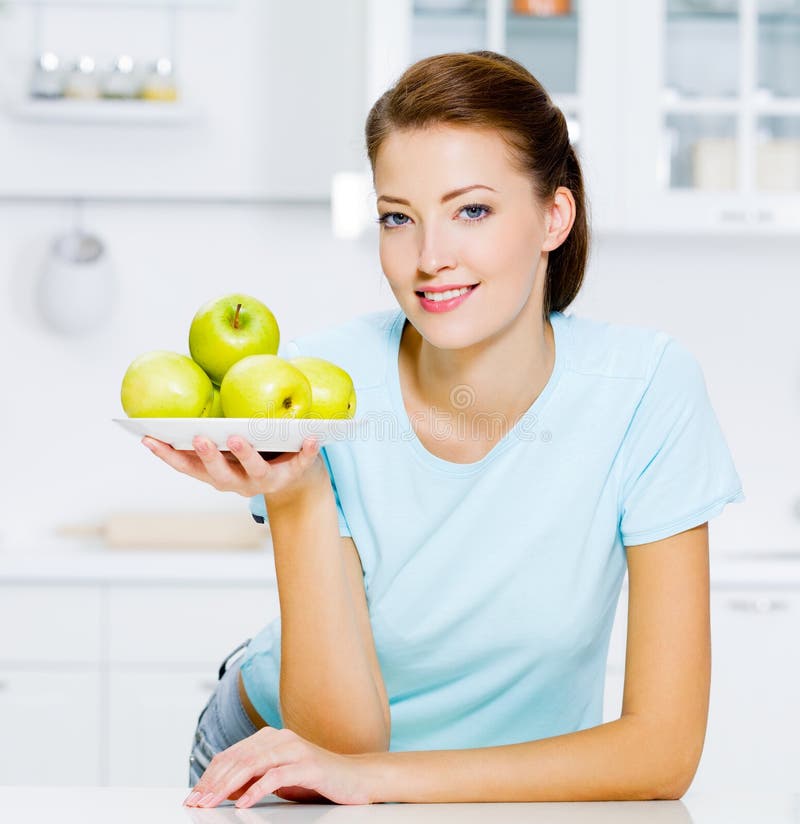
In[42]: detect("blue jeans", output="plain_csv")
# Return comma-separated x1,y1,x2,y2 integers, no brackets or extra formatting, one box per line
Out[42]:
188,640,261,787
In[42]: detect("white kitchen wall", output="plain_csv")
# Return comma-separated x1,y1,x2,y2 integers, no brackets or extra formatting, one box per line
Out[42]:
1,199,796,553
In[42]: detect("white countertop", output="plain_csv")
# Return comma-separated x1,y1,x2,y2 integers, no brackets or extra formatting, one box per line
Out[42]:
0,540,799,586
1,786,798,823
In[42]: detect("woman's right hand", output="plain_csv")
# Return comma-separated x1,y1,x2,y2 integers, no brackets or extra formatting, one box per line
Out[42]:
141,434,326,503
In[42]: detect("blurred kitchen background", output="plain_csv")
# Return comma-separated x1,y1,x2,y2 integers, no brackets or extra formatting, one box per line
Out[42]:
0,0,798,796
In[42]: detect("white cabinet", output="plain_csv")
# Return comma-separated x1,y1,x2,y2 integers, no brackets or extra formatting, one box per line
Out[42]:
107,669,216,787
366,0,800,234
366,0,624,232
104,582,280,786
694,587,800,793
0,669,102,785
602,582,800,796
621,0,800,233
0,584,103,785
0,578,279,787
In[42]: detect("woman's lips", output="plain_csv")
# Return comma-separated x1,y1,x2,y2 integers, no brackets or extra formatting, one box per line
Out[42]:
416,284,479,313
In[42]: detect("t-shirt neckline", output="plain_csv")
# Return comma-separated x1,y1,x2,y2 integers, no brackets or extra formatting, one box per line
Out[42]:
385,308,570,476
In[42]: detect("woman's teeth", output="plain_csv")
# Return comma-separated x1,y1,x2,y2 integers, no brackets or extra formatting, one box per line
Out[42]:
422,286,472,302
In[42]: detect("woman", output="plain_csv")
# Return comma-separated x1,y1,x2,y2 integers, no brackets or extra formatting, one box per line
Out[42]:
143,51,743,806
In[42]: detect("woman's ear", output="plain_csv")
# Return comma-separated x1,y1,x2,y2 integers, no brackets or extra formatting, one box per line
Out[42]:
541,186,576,252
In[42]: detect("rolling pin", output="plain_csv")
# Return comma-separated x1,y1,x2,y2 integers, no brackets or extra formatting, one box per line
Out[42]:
56,511,268,549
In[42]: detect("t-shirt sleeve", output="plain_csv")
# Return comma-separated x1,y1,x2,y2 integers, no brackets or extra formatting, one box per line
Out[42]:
249,447,352,538
618,336,744,546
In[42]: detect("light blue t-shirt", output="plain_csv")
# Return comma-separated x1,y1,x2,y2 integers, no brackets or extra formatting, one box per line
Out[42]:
241,307,744,752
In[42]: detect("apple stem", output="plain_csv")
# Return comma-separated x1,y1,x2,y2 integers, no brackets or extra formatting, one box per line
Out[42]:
233,303,242,329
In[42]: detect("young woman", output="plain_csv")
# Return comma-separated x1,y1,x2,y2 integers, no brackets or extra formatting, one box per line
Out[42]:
143,51,743,806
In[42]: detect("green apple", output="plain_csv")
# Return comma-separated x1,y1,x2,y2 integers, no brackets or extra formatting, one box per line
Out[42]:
201,386,224,418
121,351,214,418
189,293,280,385
289,356,356,419
220,354,312,418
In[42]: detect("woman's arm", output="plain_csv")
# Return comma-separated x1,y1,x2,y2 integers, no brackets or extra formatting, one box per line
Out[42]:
141,435,390,754
186,523,710,806
266,473,391,754
358,523,711,802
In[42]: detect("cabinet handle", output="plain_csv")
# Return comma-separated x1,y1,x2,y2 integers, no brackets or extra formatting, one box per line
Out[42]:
726,597,789,613
719,210,747,223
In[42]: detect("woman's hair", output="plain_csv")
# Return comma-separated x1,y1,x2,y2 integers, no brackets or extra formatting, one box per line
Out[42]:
365,50,589,317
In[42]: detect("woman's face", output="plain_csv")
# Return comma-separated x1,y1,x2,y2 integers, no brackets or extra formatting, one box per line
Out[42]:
374,124,552,351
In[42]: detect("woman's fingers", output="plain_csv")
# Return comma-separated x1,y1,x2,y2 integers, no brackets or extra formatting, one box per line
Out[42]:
186,728,295,807
141,438,211,482
226,437,269,479
236,763,315,808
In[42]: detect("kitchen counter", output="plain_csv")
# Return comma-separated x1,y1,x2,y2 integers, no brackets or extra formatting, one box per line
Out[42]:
1,787,798,823
0,540,799,586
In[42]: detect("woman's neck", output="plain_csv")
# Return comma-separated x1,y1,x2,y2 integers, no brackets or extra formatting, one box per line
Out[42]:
399,306,555,433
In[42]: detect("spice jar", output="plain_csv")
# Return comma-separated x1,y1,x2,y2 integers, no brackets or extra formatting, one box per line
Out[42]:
64,56,100,100
30,52,64,99
140,58,178,102
102,55,141,100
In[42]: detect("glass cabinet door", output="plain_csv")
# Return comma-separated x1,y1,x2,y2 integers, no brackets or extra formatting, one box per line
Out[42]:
410,1,581,142
366,0,619,230
662,1,741,193
625,0,800,231
411,1,488,61
756,0,800,193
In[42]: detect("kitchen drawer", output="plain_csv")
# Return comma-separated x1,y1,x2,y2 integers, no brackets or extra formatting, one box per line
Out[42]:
0,584,102,664
107,584,280,665
0,668,102,785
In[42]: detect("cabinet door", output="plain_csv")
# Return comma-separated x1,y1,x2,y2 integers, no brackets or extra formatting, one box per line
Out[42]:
622,0,800,233
603,584,628,723
107,669,217,787
689,587,800,795
0,669,102,785
107,584,279,667
366,0,622,231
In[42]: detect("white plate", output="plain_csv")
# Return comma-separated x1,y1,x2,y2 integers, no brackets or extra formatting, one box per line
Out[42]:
113,417,369,453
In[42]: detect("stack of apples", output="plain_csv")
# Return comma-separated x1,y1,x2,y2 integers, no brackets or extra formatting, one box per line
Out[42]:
120,293,356,420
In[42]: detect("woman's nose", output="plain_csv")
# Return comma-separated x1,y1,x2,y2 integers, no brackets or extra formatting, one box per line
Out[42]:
417,228,457,274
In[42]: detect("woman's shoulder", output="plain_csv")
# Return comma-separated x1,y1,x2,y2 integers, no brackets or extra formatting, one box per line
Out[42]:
561,311,680,383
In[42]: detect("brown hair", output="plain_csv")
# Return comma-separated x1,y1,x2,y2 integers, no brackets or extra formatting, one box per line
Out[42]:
365,50,589,318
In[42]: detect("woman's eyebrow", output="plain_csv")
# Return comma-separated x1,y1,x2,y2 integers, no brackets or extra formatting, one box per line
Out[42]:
377,184,497,206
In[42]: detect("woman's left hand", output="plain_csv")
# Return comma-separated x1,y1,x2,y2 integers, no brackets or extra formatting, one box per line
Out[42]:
183,727,374,808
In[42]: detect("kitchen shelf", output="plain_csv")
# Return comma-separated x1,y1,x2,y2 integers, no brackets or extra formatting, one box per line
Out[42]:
8,98,200,126
8,0,234,7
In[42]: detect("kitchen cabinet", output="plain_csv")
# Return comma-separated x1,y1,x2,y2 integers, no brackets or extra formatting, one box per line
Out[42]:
0,0,366,200
366,0,800,234
622,0,800,233
0,578,279,786
2,564,799,790
366,0,623,232
0,669,102,785
603,582,800,795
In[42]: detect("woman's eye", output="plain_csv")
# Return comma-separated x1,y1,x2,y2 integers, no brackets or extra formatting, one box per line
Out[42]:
377,212,410,228
460,204,490,221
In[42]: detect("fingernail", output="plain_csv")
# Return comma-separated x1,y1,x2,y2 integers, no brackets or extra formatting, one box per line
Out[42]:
229,438,242,451
235,795,251,808
195,439,208,453
183,791,201,805
198,792,217,806
142,438,155,451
